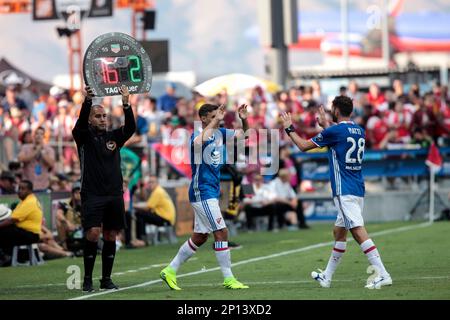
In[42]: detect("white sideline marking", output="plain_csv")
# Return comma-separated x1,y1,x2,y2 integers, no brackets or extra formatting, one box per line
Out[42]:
15,258,199,289
70,222,432,300
167,276,450,288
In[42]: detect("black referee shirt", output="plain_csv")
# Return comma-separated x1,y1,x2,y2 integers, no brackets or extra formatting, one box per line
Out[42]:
72,98,136,196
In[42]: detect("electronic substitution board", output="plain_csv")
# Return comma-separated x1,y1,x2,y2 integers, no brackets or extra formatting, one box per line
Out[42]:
83,32,152,96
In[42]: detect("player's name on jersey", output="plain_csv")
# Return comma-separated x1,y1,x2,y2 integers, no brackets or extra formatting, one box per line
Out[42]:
345,165,362,170
348,127,363,135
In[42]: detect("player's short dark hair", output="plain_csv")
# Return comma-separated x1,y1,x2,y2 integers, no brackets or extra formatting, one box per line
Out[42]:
20,180,33,191
198,104,219,118
332,95,353,117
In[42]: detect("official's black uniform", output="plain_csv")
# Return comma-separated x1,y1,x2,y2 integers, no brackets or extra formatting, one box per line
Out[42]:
72,98,136,231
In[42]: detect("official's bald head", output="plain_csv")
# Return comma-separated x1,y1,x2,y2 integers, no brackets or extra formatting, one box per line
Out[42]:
89,104,107,132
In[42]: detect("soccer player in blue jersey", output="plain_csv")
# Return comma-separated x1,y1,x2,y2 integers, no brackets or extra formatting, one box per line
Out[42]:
160,103,249,290
281,95,392,289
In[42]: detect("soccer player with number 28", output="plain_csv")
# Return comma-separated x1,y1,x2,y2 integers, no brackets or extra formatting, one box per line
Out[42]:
281,95,392,289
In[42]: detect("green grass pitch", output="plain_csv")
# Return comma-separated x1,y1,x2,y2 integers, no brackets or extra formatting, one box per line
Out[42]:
1,221,449,300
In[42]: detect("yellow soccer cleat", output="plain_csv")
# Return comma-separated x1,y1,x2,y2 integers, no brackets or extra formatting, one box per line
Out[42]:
223,277,249,289
160,266,181,291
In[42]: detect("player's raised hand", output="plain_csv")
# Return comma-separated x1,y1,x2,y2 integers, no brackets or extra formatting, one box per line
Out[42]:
237,104,248,120
119,85,130,105
280,112,293,129
216,104,226,121
84,86,94,99
316,105,329,128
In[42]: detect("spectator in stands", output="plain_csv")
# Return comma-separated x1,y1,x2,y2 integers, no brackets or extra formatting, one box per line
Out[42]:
140,96,163,143
0,180,43,267
18,126,55,191
8,161,22,185
392,79,404,99
133,175,176,241
157,83,178,116
39,224,74,259
1,85,29,116
365,104,389,149
56,181,83,252
367,83,386,111
411,95,439,141
409,83,421,101
268,169,301,231
410,127,432,149
311,80,328,107
347,80,363,115
1,105,27,166
298,101,321,140
52,100,76,172
378,128,404,150
49,174,71,192
386,99,413,143
241,174,276,231
124,104,149,158
0,171,17,195
20,129,33,145
279,145,298,188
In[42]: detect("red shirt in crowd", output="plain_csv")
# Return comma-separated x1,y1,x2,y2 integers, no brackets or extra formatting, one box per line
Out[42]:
367,92,386,110
386,109,412,141
366,114,389,149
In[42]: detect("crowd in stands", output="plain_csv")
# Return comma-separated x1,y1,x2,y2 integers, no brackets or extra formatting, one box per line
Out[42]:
1,77,450,265
1,79,450,177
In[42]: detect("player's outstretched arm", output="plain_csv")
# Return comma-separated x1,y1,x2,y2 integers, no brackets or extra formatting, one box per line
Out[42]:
193,104,226,145
119,85,137,140
281,112,317,152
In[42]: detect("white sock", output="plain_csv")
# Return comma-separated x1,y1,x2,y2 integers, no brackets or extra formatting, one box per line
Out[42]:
214,241,233,278
169,238,198,272
360,239,389,277
324,241,346,280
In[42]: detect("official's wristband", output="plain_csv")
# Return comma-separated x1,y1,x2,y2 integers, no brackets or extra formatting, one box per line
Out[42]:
285,125,295,135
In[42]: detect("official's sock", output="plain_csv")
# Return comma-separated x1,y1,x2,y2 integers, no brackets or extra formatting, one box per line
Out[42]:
324,241,346,280
169,238,198,272
360,239,389,277
101,240,116,280
83,240,98,279
214,241,233,279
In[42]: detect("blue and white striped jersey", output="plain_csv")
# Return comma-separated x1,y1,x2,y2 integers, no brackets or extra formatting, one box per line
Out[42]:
311,121,365,197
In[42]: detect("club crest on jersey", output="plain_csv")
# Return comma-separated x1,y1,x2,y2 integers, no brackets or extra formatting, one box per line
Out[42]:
216,217,222,224
315,133,323,141
210,150,221,167
106,140,117,151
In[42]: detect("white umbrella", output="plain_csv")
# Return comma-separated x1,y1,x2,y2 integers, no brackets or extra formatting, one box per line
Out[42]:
194,73,281,97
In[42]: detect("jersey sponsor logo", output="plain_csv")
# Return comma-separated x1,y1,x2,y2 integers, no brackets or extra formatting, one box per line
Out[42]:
106,140,117,151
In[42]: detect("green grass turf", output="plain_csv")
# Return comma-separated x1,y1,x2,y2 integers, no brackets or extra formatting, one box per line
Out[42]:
0,221,449,300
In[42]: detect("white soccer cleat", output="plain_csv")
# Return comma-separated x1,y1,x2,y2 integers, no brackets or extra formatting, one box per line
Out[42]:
311,269,331,288
365,274,393,289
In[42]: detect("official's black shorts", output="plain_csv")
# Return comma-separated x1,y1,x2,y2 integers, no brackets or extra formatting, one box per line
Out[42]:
80,193,126,231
